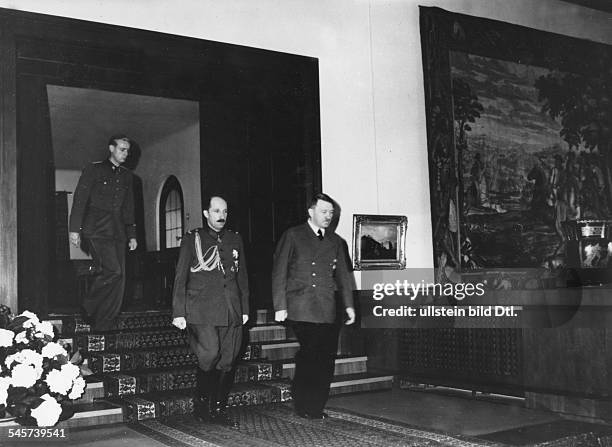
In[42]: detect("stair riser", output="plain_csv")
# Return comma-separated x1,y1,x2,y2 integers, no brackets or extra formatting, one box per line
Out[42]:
282,359,368,379
61,409,124,428
83,343,350,373
117,384,292,422
248,326,289,342
330,378,393,395
261,343,359,360
75,382,105,404
260,343,299,360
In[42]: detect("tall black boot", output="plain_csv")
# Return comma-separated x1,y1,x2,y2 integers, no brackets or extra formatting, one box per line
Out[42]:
211,368,238,428
194,369,216,421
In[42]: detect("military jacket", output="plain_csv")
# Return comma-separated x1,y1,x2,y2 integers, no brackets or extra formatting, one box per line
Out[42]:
172,227,249,326
69,159,136,241
272,223,353,324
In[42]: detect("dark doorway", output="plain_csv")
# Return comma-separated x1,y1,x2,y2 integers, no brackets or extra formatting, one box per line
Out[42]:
2,8,321,316
47,85,200,313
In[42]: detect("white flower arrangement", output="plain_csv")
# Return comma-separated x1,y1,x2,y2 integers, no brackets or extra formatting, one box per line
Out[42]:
0,329,14,348
0,306,92,427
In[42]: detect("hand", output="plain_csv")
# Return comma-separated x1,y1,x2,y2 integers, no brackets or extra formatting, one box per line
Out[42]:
242,314,249,325
69,232,81,248
172,317,186,330
345,307,356,325
128,238,138,251
275,310,288,322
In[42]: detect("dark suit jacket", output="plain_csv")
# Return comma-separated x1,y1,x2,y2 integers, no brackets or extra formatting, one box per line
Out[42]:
69,159,136,241
272,223,353,324
172,227,249,326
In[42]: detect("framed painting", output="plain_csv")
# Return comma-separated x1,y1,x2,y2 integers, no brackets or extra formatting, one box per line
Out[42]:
352,214,407,270
420,7,612,271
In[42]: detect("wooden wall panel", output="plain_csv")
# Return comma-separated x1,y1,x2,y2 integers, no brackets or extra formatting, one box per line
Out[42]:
0,20,17,313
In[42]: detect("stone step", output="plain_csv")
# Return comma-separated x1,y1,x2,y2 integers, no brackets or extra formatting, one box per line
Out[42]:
85,347,313,375
70,328,187,353
259,340,300,360
73,339,359,380
76,378,105,404
12,372,392,428
248,324,289,342
281,355,368,379
50,315,359,358
111,371,393,423
329,373,394,395
51,310,173,334
259,339,358,359
56,324,292,355
79,354,369,401
50,309,279,335
111,381,292,422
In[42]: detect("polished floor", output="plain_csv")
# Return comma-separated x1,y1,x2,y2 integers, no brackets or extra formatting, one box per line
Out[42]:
50,388,609,446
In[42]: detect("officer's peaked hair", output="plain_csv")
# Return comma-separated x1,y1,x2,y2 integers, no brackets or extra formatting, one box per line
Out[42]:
108,134,130,147
203,194,228,210
309,193,335,209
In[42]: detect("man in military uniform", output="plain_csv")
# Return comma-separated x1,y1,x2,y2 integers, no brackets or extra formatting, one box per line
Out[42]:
69,134,137,331
172,195,249,428
272,193,355,419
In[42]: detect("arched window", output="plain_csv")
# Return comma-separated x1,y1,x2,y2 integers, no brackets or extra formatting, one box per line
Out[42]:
159,176,184,249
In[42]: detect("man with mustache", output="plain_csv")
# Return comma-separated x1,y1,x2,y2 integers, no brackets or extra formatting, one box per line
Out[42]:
172,195,249,428
69,134,137,331
272,193,355,419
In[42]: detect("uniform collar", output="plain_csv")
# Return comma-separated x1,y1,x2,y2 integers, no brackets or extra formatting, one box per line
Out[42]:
104,158,121,171
307,219,325,236
206,224,225,241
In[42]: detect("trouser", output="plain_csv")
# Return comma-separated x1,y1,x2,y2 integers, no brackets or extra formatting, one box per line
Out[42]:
189,323,243,425
187,324,243,372
290,320,340,415
84,238,126,331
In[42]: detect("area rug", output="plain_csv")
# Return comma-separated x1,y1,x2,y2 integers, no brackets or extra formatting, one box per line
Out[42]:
131,404,498,447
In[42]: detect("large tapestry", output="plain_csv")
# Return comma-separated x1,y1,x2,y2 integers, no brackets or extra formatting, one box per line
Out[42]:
421,7,612,270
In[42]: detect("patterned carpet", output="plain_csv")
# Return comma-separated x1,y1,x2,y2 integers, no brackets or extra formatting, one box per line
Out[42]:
130,404,497,447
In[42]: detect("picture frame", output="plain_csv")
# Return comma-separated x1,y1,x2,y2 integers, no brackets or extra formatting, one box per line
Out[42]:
352,214,407,270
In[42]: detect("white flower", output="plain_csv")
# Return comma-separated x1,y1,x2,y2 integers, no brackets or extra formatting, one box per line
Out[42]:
19,311,39,321
4,353,15,369
19,311,40,329
42,342,68,360
5,349,43,372
30,394,62,427
68,376,86,400
0,376,11,406
34,321,55,338
44,369,72,396
0,328,14,347
15,331,29,345
10,364,39,388
60,363,80,382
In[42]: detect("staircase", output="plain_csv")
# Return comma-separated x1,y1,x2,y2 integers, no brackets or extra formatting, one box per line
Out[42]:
5,310,393,428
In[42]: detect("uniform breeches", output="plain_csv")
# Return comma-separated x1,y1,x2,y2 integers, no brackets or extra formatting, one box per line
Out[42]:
187,324,243,372
84,238,126,330
290,321,340,415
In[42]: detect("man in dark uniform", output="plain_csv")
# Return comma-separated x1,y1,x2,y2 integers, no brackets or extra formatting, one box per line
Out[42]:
69,134,137,331
272,193,355,419
172,195,249,428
